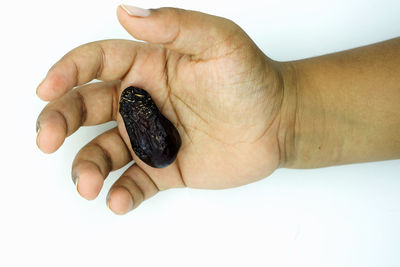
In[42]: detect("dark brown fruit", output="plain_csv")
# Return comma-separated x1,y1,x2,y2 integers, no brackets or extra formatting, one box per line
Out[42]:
119,86,181,168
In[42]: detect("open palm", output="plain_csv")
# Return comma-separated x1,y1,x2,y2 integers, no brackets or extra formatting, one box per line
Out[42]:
36,7,288,214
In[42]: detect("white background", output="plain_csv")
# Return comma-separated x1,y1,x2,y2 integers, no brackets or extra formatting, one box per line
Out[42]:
1,0,399,266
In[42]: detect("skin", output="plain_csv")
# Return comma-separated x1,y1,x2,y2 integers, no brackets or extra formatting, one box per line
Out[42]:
36,7,400,215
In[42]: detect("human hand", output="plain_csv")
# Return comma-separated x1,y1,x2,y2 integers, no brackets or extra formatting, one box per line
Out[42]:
36,6,295,214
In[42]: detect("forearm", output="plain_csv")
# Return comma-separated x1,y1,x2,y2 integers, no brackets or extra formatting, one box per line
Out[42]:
282,37,400,168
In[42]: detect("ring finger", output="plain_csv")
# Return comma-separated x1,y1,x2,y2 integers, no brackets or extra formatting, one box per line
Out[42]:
72,127,132,200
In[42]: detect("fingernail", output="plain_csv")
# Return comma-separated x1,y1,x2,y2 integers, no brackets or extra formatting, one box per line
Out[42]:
120,4,150,17
73,176,79,186
36,120,40,133
72,172,79,190
75,177,80,194
107,187,134,215
36,120,41,149
106,190,111,208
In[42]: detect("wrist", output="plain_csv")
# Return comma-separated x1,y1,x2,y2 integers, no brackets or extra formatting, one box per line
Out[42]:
273,61,299,168
275,60,334,169
278,58,350,169
274,38,400,169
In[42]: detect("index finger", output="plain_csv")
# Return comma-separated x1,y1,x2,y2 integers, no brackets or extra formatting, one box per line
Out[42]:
36,39,141,101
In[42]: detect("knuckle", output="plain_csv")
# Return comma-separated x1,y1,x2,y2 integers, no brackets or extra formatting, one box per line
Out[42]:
74,89,87,125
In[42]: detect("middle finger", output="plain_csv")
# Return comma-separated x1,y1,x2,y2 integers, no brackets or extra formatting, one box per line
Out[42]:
36,81,120,153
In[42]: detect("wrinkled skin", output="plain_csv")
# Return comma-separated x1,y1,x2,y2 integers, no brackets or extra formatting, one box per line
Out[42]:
119,86,181,168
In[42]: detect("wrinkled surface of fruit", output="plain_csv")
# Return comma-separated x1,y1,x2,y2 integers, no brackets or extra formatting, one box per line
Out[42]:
119,86,181,168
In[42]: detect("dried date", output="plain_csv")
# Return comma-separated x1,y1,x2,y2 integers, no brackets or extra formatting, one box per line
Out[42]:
119,86,181,168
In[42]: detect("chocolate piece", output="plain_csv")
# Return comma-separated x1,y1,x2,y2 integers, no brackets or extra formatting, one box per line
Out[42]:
119,86,181,168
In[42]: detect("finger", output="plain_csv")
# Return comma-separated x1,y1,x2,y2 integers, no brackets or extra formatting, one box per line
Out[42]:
36,39,143,101
72,127,132,200
107,164,159,215
117,5,242,57
36,81,120,154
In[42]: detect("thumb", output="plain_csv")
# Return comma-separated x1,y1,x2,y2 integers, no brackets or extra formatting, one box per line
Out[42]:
117,5,241,57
